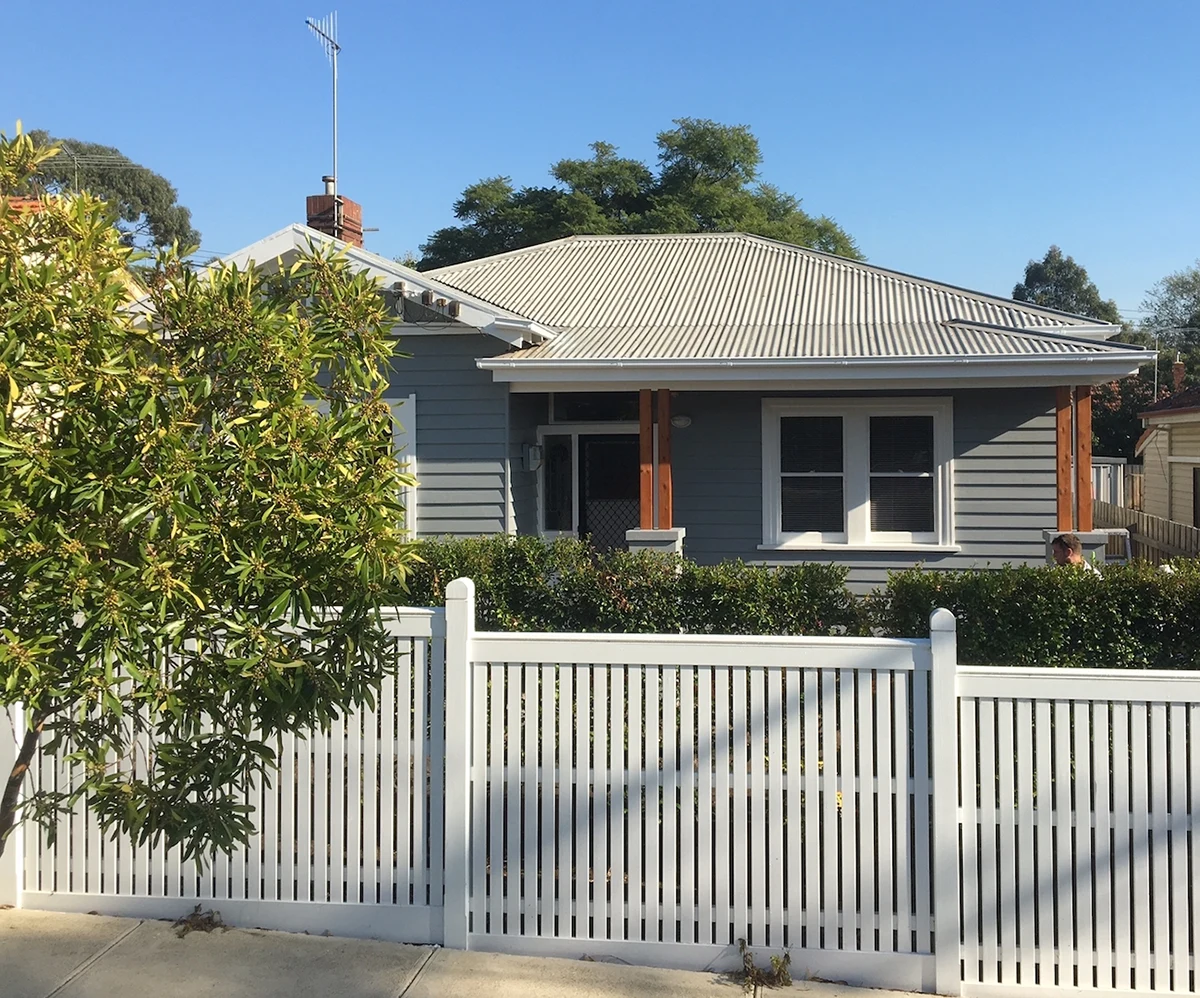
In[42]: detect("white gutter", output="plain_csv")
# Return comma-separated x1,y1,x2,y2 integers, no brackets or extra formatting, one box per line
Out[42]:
476,351,1149,387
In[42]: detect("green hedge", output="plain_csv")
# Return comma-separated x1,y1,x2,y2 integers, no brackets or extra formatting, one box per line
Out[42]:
400,536,867,635
876,561,1200,670
396,537,1200,669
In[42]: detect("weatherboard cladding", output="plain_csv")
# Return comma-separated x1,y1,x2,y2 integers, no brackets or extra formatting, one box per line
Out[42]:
385,334,511,537
671,387,1057,590
429,233,1121,362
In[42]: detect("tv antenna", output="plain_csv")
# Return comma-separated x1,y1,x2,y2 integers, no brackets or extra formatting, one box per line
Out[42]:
305,12,341,195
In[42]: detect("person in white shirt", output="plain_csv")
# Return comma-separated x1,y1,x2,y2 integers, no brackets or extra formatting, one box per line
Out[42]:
1051,532,1102,574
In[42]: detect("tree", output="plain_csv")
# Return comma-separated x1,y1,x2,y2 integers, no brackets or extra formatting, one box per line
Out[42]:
418,120,860,269
1012,246,1121,323
0,126,415,860
1141,262,1200,365
26,128,199,249
1092,374,1168,460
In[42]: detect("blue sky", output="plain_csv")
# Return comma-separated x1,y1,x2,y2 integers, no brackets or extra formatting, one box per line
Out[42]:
5,0,1197,320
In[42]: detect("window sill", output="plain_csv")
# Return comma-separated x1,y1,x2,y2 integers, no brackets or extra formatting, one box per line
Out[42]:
756,543,962,554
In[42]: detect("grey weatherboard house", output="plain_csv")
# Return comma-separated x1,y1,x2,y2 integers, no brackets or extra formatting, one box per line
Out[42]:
224,227,1147,590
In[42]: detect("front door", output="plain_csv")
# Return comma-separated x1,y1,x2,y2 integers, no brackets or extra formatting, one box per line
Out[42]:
578,434,640,551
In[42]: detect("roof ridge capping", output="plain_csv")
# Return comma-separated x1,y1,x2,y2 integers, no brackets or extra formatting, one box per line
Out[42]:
941,318,1136,351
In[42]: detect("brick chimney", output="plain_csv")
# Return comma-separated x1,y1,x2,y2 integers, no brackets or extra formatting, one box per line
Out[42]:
1174,353,1186,392
306,176,364,248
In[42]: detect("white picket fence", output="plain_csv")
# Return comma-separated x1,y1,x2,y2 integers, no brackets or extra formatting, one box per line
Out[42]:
3,579,1199,997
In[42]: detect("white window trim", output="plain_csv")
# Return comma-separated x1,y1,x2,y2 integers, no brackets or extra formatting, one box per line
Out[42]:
536,421,644,537
760,398,956,552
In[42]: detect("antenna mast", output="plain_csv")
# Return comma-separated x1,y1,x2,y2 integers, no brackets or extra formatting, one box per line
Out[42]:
305,12,340,195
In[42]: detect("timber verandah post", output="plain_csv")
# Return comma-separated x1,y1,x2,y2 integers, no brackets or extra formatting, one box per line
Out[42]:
929,608,962,996
443,578,475,949
1056,387,1073,531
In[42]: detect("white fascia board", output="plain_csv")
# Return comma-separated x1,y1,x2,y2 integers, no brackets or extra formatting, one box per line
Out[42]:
477,353,1147,389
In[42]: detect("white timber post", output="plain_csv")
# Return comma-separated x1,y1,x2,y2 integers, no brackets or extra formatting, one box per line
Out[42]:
442,577,475,950
929,608,961,996
0,705,25,906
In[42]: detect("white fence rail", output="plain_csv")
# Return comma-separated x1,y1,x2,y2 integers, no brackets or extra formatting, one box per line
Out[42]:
5,579,1200,997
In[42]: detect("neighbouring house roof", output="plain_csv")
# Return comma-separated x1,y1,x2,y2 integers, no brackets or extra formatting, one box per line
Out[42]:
1141,385,1200,420
1135,425,1163,457
214,225,555,348
426,233,1149,387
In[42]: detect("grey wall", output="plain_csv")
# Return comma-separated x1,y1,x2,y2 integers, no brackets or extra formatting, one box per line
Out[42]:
385,334,512,537
670,388,1057,590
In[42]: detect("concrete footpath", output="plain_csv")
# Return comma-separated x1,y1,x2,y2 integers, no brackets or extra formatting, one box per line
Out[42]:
1,908,921,998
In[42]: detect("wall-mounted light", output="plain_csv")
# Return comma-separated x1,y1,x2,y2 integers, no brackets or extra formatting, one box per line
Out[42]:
523,443,543,472
670,415,692,429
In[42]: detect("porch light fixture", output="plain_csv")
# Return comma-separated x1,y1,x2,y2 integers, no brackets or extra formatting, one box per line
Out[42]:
670,414,692,429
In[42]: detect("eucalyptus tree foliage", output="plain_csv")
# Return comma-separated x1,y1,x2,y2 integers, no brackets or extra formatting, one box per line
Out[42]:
0,125,416,860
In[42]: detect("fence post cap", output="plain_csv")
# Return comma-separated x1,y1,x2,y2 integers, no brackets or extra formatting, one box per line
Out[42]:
445,577,475,600
929,606,956,632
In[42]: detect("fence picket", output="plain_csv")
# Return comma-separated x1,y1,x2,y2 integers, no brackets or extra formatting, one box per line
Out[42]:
506,664,521,935
875,671,894,955
575,665,591,939
411,642,428,909
912,666,931,955
749,667,766,945
541,663,556,938
429,632,446,907
839,669,858,951
960,698,979,986
396,647,412,906
821,670,839,950
610,664,626,943
893,671,911,955
1074,702,1095,989
1168,704,1187,993
780,670,798,950
1149,702,1170,991
1112,703,1133,990
1092,702,1113,991
556,665,574,938
1015,699,1036,986
1132,704,1151,991
733,666,749,945
523,664,538,936
644,664,661,943
679,665,696,945
856,670,874,953
979,698,998,983
626,665,643,942
488,662,504,935
997,700,1016,984
714,666,731,947
662,665,678,944
698,664,715,946
802,670,820,951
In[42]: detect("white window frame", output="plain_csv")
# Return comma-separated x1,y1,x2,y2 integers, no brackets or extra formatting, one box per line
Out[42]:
536,421,643,538
760,397,956,551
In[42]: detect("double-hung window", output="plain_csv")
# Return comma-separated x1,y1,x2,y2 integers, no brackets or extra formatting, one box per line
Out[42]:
762,398,954,549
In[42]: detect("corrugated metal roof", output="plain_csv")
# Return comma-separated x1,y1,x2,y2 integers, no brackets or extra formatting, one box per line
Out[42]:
428,233,1130,361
